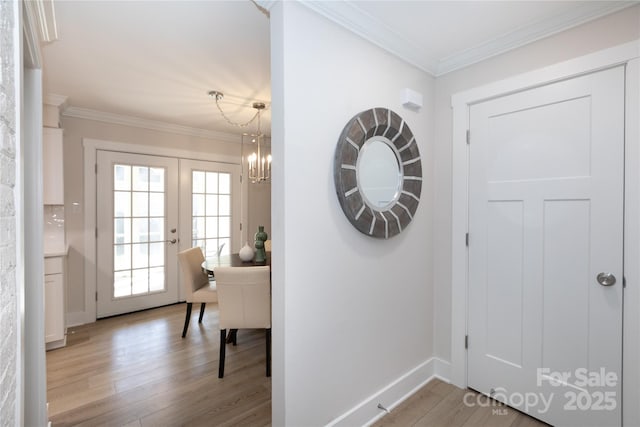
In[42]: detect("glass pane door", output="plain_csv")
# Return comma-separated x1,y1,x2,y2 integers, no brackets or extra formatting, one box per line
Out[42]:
178,159,242,300
113,164,166,298
97,151,179,318
191,170,232,258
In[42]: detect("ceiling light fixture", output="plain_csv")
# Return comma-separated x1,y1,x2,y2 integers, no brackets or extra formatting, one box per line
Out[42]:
209,91,271,184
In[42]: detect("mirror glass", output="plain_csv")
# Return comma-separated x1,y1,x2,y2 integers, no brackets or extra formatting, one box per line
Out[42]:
357,138,402,209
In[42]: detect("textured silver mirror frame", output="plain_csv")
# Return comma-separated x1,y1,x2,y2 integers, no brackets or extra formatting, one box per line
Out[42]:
334,107,422,239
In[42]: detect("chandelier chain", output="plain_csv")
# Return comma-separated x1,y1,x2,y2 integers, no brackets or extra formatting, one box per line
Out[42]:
214,98,260,128
210,90,267,129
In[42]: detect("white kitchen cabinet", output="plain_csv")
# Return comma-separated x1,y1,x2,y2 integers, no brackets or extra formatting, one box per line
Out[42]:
44,255,66,349
43,127,64,205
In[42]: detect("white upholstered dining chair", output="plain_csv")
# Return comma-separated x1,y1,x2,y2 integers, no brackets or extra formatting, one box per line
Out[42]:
214,265,271,378
177,247,217,338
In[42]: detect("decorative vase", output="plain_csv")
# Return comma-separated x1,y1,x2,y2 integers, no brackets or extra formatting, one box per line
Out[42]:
238,242,255,262
254,225,268,264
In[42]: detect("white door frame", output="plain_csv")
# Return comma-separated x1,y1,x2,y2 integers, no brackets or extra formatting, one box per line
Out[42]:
450,40,640,424
82,138,247,325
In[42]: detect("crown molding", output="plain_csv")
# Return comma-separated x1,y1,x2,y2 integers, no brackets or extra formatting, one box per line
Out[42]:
24,0,58,42
435,1,637,76
23,0,58,69
254,0,277,12
299,1,438,75
44,93,68,109
300,0,636,77
22,2,43,68
36,0,58,42
63,107,241,144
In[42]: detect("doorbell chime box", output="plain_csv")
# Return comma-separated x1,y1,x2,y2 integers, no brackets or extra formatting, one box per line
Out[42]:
401,88,423,109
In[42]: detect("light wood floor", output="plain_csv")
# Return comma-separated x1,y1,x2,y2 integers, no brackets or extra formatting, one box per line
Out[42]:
47,304,548,427
372,379,549,427
46,303,271,426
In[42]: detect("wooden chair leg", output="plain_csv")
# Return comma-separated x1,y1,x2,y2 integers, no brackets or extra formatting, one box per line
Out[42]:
198,303,206,323
266,328,271,377
181,303,193,338
218,329,226,378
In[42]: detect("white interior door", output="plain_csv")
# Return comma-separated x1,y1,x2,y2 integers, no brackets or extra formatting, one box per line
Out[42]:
97,151,180,317
468,66,624,426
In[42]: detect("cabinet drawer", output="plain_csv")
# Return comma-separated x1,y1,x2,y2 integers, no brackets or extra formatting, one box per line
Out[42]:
44,257,63,274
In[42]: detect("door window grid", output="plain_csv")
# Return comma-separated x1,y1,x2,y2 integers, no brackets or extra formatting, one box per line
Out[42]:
192,170,232,258
113,164,166,298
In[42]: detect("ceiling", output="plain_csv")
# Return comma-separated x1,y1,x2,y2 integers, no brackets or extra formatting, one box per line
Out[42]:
43,0,271,141
42,1,636,140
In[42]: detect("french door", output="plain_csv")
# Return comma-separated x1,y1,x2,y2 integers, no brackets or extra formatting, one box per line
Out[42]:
467,66,624,426
177,159,241,300
96,151,180,317
96,151,242,317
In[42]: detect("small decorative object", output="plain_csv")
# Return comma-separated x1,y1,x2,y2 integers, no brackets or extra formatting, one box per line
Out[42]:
254,225,268,264
238,242,255,262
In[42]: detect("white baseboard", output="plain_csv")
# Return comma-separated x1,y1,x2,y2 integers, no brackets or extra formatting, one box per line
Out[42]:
66,311,93,328
433,357,451,381
45,335,66,351
327,357,452,427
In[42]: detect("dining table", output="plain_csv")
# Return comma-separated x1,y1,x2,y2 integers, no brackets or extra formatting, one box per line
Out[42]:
201,251,271,275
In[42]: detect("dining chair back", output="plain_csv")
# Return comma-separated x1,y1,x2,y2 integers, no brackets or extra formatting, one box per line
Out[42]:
177,247,217,338
214,265,271,378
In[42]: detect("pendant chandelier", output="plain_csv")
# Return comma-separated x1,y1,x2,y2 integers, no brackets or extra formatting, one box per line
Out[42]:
209,90,271,184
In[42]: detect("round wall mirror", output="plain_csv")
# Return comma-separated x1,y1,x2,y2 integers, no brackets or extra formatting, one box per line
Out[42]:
334,107,422,239
357,137,402,210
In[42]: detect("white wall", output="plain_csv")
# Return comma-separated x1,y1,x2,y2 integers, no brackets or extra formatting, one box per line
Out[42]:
60,116,271,320
271,2,434,425
433,4,640,363
247,182,271,245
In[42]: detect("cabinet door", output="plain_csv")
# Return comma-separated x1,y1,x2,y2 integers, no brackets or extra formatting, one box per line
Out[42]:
43,127,64,205
44,273,64,343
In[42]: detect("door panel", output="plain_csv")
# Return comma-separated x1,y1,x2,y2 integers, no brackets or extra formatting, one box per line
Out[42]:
485,96,591,182
486,200,524,367
178,159,241,301
97,151,179,317
178,159,241,256
542,200,590,374
468,66,624,426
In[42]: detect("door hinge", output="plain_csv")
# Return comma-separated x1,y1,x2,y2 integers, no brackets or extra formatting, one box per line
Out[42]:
465,233,469,247
240,223,243,231
95,291,98,301
95,163,98,174
623,276,627,288
95,227,98,238
465,335,469,349
240,174,243,183
466,129,470,145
